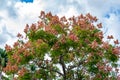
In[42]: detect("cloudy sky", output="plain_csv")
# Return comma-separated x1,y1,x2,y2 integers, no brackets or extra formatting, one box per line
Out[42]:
0,0,120,48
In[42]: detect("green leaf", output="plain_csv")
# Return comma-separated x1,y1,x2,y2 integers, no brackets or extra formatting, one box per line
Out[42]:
19,73,32,80
30,65,36,71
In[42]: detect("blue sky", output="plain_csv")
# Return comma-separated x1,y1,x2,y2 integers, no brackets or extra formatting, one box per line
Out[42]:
21,0,33,3
0,0,120,48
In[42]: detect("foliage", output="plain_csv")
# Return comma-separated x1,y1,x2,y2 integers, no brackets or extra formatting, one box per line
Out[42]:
4,11,120,80
0,48,8,79
0,48,7,68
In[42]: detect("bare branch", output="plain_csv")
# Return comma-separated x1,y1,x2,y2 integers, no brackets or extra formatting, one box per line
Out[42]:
40,66,63,76
67,60,85,71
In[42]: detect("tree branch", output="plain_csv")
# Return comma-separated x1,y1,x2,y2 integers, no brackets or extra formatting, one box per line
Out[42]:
59,54,66,80
67,60,85,71
34,59,64,77
40,66,63,76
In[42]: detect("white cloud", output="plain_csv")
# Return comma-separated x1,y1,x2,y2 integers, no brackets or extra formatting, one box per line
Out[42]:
0,0,44,47
57,6,79,18
104,13,120,39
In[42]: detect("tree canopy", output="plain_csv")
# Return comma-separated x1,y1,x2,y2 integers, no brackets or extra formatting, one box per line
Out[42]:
3,11,120,80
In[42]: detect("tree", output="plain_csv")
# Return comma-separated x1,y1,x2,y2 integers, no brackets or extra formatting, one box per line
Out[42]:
3,11,120,80
0,48,8,80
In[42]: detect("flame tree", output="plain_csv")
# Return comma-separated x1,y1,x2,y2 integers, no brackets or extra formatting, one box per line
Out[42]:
4,11,120,80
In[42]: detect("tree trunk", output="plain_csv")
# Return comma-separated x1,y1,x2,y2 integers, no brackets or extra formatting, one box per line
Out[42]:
59,55,66,80
0,71,2,80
